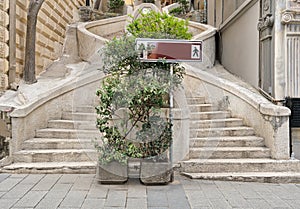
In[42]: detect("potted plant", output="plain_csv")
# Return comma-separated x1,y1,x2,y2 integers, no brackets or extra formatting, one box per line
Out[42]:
137,116,173,185
95,11,192,184
95,77,129,184
95,141,128,184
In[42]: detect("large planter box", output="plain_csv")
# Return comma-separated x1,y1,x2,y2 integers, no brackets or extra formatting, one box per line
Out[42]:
96,161,128,184
140,161,173,185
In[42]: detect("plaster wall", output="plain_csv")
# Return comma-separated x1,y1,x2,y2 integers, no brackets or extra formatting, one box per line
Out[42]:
207,0,223,27
220,1,259,87
223,1,236,20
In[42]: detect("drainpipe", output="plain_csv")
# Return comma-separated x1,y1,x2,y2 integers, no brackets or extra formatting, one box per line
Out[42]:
8,0,16,88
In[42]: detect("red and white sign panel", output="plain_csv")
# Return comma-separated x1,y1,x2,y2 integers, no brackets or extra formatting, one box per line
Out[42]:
135,38,203,62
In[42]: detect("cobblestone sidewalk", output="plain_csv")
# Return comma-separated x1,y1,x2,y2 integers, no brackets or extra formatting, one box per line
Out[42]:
1,174,300,209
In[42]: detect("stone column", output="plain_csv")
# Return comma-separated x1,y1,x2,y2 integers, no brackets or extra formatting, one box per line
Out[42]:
273,0,286,100
281,0,300,98
281,0,300,159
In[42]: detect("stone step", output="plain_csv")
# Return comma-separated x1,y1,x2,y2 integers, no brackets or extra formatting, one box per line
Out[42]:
1,162,96,174
189,147,271,159
190,127,255,138
181,172,300,183
73,106,96,113
22,138,96,150
189,136,265,147
188,104,216,112
186,97,206,105
36,128,100,139
62,112,97,121
48,119,97,130
179,158,298,173
190,111,231,120
190,118,244,129
14,149,97,163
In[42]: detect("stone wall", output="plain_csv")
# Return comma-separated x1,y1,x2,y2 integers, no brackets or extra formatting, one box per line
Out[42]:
0,0,87,91
0,0,9,92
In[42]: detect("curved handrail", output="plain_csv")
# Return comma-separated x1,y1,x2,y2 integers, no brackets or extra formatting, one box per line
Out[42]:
184,63,290,117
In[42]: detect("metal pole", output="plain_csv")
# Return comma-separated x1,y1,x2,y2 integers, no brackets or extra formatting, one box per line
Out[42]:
169,64,174,181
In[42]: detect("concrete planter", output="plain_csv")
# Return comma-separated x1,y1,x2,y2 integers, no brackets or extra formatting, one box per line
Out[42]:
96,161,128,184
140,161,173,185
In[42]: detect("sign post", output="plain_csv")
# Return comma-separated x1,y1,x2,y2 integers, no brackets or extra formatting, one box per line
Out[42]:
135,38,203,62
135,38,203,182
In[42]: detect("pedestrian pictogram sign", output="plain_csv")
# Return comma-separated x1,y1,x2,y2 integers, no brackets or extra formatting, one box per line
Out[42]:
135,38,203,62
191,45,201,59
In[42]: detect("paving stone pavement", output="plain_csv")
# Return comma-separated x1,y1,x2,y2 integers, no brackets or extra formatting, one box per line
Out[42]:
1,174,300,209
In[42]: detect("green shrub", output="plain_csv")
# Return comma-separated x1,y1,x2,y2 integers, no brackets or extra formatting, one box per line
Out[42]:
96,11,192,164
126,10,192,39
169,7,184,16
108,0,124,13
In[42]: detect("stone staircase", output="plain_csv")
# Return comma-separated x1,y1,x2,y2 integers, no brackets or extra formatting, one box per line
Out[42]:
2,106,99,173
180,97,300,183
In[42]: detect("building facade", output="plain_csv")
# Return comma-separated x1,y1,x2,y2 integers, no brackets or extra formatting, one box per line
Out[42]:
0,0,86,92
207,0,300,157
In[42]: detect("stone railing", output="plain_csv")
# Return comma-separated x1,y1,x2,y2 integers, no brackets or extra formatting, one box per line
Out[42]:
0,5,217,164
184,64,291,160
0,110,11,166
76,9,216,69
77,15,127,62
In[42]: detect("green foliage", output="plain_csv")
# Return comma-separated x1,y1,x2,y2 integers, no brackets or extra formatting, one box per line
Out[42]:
126,10,192,39
169,7,184,16
95,73,173,163
108,0,124,13
177,0,190,14
96,11,191,164
169,0,190,16
101,36,185,86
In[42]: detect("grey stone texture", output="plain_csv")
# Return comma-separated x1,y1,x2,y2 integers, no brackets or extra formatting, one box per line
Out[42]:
0,174,300,208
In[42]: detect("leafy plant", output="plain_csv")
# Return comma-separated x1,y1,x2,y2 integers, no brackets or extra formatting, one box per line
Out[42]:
108,0,124,13
169,7,184,16
169,0,190,16
96,11,192,164
95,72,172,162
126,10,192,39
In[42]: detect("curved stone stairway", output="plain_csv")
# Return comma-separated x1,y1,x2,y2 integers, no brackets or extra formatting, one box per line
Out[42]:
179,97,300,183
3,95,300,182
2,106,98,173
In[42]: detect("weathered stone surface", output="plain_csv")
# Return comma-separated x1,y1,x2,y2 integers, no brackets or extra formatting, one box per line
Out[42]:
96,162,128,184
181,158,300,173
140,162,172,185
